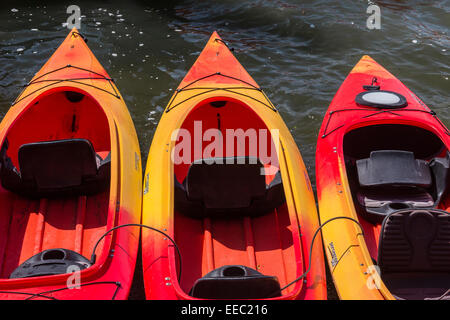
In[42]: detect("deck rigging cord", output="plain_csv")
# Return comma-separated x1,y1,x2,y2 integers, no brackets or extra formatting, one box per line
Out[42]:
92,217,364,298
214,38,234,52
11,31,120,107
322,77,447,138
321,107,448,138
91,217,364,298
165,37,276,113
0,290,57,300
267,216,364,297
12,64,121,106
165,72,277,113
0,224,180,300
90,223,182,282
0,281,121,300
0,217,363,300
25,281,122,301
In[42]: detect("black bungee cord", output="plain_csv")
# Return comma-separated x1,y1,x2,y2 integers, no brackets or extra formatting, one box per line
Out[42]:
268,216,364,298
0,216,362,300
90,223,182,282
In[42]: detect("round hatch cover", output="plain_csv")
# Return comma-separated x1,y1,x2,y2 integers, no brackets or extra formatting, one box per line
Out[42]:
355,90,408,109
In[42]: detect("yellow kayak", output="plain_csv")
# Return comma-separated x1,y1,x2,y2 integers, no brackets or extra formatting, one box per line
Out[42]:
142,31,326,300
0,29,142,300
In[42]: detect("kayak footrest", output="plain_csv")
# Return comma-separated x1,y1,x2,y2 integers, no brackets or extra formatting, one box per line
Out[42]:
9,248,91,279
189,265,281,299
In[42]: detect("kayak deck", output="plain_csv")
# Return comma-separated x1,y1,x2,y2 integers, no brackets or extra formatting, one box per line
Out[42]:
0,189,108,279
174,203,297,295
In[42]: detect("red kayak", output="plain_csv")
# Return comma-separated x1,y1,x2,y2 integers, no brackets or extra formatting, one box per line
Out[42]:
316,55,450,299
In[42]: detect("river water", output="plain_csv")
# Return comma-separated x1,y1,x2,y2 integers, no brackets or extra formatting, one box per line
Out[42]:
0,0,448,299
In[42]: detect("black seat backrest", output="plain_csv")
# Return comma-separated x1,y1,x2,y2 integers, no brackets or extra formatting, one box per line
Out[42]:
378,209,450,274
0,139,110,197
356,150,432,188
19,139,98,189
186,157,266,209
175,156,285,218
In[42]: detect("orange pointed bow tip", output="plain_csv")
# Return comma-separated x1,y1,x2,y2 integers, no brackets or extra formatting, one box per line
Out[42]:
19,28,113,104
350,55,395,79
12,28,118,107
177,31,259,89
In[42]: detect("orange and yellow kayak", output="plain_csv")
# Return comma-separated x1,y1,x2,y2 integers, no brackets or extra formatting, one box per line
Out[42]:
142,31,326,300
0,29,142,300
316,55,450,300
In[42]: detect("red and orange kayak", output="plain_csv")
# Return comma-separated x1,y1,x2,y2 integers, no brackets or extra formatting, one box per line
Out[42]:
316,55,450,300
0,29,142,300
142,31,326,300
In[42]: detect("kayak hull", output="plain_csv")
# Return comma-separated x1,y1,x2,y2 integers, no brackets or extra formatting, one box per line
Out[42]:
142,32,326,300
316,55,450,300
0,29,142,300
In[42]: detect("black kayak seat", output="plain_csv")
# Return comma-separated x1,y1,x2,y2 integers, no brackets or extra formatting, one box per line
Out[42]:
357,150,432,188
378,209,450,300
174,156,285,218
355,150,435,221
190,265,281,299
0,138,110,197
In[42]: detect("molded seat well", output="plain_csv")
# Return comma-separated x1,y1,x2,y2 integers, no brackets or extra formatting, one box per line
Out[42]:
0,138,110,197
174,156,285,218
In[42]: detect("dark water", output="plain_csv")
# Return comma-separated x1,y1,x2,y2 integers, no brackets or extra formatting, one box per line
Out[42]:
0,0,448,299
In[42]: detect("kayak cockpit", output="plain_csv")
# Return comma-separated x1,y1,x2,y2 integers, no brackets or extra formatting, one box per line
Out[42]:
171,97,301,299
174,156,285,219
0,89,111,280
344,123,450,299
175,156,285,299
344,124,447,223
